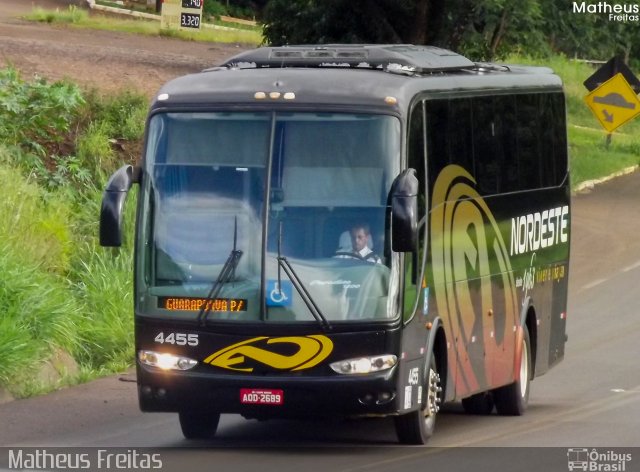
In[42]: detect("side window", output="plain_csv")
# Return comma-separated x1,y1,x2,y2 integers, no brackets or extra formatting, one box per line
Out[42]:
540,93,569,187
473,96,505,195
514,94,542,190
426,97,473,190
426,92,567,197
447,98,474,174
496,95,519,192
408,103,426,213
425,99,447,180
404,101,427,321
476,93,568,193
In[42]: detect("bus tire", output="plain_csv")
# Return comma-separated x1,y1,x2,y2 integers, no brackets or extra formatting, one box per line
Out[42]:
461,391,494,415
493,325,531,416
179,410,220,439
394,356,441,444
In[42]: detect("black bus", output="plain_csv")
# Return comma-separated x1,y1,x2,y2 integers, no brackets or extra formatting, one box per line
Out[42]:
100,45,570,444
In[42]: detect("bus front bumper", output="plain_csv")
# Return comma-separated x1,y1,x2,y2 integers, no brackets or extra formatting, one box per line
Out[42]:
136,363,400,418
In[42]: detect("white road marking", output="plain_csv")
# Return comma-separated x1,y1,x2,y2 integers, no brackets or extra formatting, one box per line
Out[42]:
581,277,609,291
622,260,640,272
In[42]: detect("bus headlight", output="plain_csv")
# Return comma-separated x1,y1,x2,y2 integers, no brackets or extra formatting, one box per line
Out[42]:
138,350,198,371
330,355,397,375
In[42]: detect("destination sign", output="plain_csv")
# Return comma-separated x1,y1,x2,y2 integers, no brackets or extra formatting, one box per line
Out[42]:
160,297,247,312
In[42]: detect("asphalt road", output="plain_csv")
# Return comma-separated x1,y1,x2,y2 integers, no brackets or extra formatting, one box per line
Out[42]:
1,171,639,471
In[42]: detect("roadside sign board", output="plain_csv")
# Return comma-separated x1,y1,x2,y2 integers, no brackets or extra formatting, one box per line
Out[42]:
583,56,640,94
584,73,640,133
161,0,202,31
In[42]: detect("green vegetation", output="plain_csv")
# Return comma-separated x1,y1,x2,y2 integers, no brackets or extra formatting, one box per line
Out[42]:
0,66,140,397
0,48,639,397
27,6,261,46
262,0,639,68
202,0,261,22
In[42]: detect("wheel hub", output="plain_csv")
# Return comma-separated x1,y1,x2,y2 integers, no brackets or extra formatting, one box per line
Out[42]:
426,368,442,416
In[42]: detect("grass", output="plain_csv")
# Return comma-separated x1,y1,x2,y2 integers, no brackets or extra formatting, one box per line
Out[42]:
0,162,136,397
569,125,640,185
0,221,81,389
26,6,262,46
505,54,640,188
69,184,137,370
0,178,136,397
0,68,141,398
0,164,73,273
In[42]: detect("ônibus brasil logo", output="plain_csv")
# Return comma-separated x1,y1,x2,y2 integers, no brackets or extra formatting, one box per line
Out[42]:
567,448,632,471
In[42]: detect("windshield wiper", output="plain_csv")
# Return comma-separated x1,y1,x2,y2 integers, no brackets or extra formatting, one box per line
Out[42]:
196,217,243,326
275,222,332,332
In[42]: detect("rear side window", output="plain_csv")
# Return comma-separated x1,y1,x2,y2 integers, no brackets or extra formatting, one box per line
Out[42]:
426,92,568,195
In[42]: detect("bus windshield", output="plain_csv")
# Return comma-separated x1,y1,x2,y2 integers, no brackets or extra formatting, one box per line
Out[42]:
137,111,401,323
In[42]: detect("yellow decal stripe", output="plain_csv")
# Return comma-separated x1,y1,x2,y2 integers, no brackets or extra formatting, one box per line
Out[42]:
430,165,519,392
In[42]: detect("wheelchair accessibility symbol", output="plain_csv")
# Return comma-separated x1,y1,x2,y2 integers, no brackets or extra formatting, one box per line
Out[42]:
266,280,293,307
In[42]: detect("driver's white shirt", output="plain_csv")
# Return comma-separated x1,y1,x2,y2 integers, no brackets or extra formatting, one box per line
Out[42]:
352,247,382,264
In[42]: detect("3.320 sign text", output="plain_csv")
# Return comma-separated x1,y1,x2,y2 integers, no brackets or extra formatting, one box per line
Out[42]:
180,13,201,28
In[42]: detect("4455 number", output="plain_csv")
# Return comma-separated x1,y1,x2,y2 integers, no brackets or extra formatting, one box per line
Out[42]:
154,332,199,346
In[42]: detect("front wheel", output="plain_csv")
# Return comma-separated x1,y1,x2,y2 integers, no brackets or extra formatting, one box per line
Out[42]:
179,410,220,439
493,325,531,415
394,357,442,444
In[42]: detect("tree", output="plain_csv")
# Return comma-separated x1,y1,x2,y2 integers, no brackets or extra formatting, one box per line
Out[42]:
262,0,417,45
261,0,639,66
262,0,548,60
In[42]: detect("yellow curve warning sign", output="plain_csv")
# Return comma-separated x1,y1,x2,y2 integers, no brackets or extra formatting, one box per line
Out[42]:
584,73,640,133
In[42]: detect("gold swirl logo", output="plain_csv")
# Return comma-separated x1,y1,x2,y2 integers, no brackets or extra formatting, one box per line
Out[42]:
430,165,518,393
204,335,333,372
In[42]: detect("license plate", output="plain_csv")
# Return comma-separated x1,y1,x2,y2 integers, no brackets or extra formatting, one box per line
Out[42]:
240,388,284,405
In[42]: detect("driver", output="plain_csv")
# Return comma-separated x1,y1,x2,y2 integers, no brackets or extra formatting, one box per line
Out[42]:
335,223,382,264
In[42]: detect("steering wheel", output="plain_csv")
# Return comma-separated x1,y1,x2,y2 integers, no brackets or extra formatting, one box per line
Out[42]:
334,251,381,263
335,251,365,260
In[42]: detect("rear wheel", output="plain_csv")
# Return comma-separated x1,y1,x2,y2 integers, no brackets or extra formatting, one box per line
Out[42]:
179,411,220,439
394,357,442,444
493,325,531,415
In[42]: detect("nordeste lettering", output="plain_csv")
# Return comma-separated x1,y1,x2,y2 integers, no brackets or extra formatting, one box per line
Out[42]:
510,205,569,256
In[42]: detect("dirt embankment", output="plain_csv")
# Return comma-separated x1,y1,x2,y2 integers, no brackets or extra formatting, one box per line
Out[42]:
0,0,248,96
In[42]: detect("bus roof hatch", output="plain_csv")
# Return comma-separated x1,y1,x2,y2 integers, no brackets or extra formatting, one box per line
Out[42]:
219,44,475,74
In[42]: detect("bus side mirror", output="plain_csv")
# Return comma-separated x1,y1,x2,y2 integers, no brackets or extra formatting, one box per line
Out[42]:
100,165,140,247
391,168,418,253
